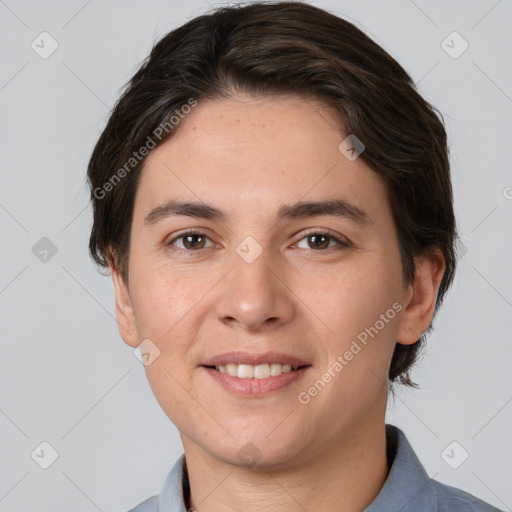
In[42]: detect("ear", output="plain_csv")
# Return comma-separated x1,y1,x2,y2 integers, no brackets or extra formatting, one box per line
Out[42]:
109,258,139,348
396,249,446,345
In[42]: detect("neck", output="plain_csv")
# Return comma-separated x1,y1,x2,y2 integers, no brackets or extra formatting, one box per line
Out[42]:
182,410,390,512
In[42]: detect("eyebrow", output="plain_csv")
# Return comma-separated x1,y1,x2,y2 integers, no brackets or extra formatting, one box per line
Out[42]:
144,198,371,226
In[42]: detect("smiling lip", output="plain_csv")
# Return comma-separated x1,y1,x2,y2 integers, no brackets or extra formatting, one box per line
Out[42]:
202,365,311,396
201,351,310,367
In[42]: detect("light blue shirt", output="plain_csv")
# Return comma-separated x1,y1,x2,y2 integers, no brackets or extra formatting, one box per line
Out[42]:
128,424,502,511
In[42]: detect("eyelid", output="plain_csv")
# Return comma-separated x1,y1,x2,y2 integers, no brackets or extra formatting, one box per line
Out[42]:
296,227,349,242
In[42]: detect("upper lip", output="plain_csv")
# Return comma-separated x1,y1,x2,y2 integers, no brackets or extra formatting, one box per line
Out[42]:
201,351,311,367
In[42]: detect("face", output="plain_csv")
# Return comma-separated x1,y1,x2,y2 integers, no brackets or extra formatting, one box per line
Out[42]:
111,94,443,469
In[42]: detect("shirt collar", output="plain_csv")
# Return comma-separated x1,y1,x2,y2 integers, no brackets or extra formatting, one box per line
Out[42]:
363,424,437,511
157,424,436,511
157,452,188,511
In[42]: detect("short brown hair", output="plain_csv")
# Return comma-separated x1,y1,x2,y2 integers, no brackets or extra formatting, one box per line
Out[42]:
87,1,457,387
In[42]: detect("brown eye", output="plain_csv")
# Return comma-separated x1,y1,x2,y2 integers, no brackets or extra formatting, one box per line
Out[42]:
295,231,350,251
168,231,212,251
307,234,330,250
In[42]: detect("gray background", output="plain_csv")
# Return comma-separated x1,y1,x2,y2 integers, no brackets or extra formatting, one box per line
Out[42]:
1,0,511,510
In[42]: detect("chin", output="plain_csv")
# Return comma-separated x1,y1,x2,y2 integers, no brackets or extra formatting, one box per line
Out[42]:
213,428,310,471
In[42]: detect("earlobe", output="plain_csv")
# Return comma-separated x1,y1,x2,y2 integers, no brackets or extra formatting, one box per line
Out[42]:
109,261,139,348
396,250,446,346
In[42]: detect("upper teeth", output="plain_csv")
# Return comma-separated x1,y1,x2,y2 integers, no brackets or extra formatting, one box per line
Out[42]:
215,363,299,379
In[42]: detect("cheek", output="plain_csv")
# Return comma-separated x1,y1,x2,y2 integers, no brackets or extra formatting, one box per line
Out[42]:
129,265,214,381
144,360,197,432
319,262,399,335
134,274,200,417
129,265,198,339
310,260,401,392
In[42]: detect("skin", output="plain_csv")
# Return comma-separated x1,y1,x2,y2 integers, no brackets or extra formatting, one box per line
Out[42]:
110,93,445,511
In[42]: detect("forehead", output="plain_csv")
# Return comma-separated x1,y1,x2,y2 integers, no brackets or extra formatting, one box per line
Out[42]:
134,94,391,225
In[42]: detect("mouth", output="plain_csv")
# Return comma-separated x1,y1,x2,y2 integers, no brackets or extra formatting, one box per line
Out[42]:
202,363,310,379
200,351,312,396
200,357,312,397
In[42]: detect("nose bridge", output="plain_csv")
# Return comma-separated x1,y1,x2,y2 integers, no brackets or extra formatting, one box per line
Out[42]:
215,240,294,330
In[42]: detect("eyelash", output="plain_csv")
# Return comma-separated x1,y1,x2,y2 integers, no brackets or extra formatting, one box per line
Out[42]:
166,229,351,254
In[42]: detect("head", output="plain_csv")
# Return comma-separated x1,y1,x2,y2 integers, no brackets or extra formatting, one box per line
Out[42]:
87,1,456,467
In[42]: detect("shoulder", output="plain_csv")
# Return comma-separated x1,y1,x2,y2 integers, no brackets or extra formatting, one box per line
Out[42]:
125,453,188,511
432,479,503,511
126,495,158,512
368,425,502,512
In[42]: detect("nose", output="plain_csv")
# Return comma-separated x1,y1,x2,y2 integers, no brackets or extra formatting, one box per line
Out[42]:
215,246,295,332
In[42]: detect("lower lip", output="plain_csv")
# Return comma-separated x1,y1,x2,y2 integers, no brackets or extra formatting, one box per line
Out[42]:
202,366,311,397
